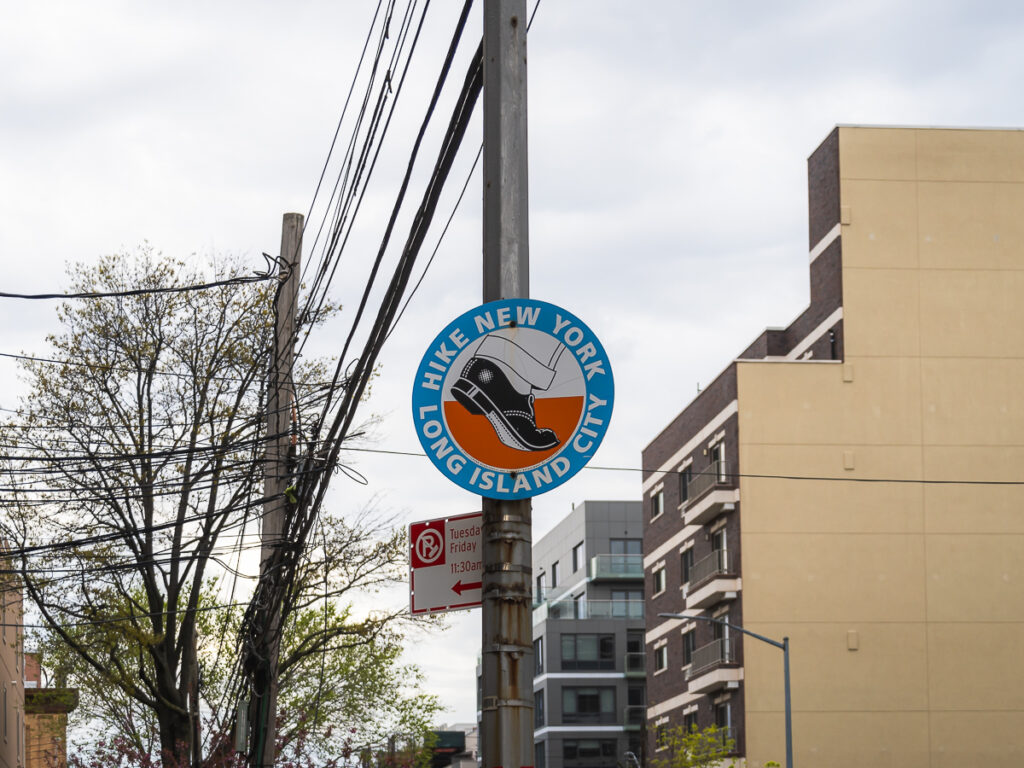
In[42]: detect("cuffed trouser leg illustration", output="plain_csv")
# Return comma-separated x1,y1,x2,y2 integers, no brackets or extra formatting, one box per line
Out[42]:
450,334,561,451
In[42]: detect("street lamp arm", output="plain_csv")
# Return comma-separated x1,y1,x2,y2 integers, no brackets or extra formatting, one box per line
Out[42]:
657,611,785,650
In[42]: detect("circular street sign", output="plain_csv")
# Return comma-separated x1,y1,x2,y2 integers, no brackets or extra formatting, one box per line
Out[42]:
412,298,614,500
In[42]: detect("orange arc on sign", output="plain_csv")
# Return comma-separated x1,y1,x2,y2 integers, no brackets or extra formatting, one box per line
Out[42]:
444,396,585,470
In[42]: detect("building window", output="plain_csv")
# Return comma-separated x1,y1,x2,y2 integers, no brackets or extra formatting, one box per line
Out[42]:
711,441,727,481
573,592,586,618
572,541,584,573
536,573,545,601
535,742,545,768
562,686,616,724
610,539,642,556
535,690,545,728
682,631,696,667
534,637,544,675
684,710,698,733
551,561,560,588
680,548,694,585
562,634,615,670
650,490,664,519
654,645,667,673
609,538,641,576
626,684,643,729
652,566,666,596
611,589,643,618
714,700,732,733
563,739,617,765
679,465,692,504
655,724,668,750
627,630,644,654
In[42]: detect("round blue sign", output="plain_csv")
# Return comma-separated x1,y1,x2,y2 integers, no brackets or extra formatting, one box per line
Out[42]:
412,298,614,500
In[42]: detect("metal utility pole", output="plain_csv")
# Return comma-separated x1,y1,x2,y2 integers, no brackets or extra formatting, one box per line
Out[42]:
249,212,302,767
480,3,533,768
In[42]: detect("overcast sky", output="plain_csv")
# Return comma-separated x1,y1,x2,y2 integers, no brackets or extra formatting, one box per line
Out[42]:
4,0,1024,731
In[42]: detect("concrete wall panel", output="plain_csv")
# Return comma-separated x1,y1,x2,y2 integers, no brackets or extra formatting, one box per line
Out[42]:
741,532,926,623
839,179,919,269
918,181,1024,270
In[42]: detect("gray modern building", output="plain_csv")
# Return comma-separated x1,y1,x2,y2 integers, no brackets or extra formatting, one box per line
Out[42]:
532,501,646,768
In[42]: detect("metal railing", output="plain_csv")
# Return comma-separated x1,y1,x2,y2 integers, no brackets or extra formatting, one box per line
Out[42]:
624,652,646,675
689,549,731,588
684,460,731,507
686,638,736,678
546,598,645,620
589,553,644,580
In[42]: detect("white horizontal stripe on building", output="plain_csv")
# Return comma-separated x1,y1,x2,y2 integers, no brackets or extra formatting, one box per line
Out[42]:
642,401,738,494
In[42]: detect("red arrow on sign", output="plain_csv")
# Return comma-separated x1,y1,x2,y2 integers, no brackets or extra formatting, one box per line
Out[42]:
452,580,482,595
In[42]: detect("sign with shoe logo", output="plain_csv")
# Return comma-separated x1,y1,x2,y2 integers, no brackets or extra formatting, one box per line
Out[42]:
409,512,483,614
412,298,614,499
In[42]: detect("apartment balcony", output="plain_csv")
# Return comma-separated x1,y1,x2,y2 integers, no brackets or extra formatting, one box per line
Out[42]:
541,598,645,621
533,586,555,607
624,651,646,677
589,553,644,581
685,638,743,694
623,705,646,730
685,550,741,610
681,460,739,526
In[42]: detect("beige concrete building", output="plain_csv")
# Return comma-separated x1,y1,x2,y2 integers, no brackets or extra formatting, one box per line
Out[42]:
24,653,77,768
642,126,1024,767
0,578,24,768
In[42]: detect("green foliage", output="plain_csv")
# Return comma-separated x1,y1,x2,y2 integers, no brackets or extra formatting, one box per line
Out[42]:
650,723,736,768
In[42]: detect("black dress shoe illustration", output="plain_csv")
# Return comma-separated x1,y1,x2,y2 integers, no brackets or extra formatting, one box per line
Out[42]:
451,357,560,452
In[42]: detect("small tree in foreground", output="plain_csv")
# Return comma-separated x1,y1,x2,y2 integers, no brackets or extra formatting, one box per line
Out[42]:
649,723,736,768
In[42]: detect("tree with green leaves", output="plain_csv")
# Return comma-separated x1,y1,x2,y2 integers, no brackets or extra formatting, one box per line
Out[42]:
1,248,438,765
649,723,737,768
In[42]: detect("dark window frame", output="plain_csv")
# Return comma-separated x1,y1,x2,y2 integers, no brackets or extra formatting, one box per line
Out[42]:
561,633,616,671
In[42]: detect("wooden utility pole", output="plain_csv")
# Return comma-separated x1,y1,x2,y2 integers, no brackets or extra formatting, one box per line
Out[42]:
480,3,533,768
249,212,302,767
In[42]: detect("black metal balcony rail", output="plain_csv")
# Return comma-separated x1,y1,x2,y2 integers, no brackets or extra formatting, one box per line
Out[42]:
688,549,732,588
684,459,732,507
686,638,736,679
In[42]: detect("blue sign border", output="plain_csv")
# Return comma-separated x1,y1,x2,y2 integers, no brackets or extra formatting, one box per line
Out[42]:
412,298,614,500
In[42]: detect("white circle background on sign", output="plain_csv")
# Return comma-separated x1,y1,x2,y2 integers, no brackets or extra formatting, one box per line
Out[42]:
414,528,444,565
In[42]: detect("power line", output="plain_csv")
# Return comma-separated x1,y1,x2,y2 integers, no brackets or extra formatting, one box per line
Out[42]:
0,272,276,301
330,444,1024,486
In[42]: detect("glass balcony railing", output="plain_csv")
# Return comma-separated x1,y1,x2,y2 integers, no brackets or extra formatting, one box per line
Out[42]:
623,705,646,729
589,554,644,580
545,598,645,620
624,651,646,676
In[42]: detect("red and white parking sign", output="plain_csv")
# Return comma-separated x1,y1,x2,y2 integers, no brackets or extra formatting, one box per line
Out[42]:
409,512,482,615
